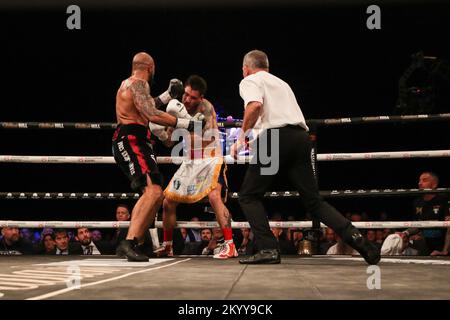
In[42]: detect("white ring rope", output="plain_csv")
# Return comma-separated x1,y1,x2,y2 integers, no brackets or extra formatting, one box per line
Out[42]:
1,150,450,165
0,220,448,229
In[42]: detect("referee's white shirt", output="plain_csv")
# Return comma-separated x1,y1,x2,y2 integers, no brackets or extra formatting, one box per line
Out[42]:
239,71,308,137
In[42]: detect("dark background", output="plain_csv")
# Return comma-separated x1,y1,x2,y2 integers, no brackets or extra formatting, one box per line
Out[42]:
1,1,449,224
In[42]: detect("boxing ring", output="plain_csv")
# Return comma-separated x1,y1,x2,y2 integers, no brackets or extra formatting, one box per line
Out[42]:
1,114,450,300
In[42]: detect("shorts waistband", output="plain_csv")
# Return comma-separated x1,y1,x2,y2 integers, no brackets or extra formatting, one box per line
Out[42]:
114,123,150,140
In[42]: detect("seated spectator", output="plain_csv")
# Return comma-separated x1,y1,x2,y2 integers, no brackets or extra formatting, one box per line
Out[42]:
112,204,154,257
111,203,132,242
91,230,103,242
200,228,212,242
0,227,34,255
184,217,202,243
35,229,55,254
291,229,304,252
75,227,115,255
201,228,225,256
381,231,420,256
33,230,42,244
52,229,82,255
41,228,54,236
375,229,385,247
238,228,255,255
320,228,337,254
67,230,77,243
181,228,213,255
327,234,359,255
366,229,382,250
403,171,450,256
20,228,34,244
409,232,429,255
180,228,188,241
41,233,56,254
383,228,393,239
271,225,296,254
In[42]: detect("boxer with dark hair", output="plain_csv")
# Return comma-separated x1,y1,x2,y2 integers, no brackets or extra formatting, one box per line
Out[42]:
150,75,237,259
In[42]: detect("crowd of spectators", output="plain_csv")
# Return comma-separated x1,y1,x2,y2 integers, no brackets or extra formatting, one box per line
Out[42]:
2,172,449,257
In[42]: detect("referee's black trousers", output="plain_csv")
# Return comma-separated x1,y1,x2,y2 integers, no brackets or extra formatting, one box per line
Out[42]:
239,126,353,251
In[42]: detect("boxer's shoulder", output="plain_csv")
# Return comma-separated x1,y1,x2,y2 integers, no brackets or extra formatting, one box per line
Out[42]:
124,77,150,93
199,99,215,115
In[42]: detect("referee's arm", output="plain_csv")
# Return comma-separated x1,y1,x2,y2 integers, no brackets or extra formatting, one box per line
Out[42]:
241,101,262,133
231,101,262,158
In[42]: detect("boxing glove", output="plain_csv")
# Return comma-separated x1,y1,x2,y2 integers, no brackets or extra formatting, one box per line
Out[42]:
157,79,184,105
192,112,205,122
148,122,168,141
175,118,205,132
166,99,191,119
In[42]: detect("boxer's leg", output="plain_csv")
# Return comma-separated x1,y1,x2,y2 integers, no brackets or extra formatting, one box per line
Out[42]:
155,197,178,256
127,175,163,241
208,184,231,231
209,184,238,259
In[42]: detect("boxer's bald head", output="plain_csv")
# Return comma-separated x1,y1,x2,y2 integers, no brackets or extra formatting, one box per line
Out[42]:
132,52,155,81
132,52,154,70
243,49,269,77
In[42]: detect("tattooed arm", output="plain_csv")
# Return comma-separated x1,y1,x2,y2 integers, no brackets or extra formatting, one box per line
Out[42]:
200,99,218,131
129,79,177,127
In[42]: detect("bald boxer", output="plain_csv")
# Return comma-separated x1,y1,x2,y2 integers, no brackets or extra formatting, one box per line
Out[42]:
112,52,203,261
151,75,238,259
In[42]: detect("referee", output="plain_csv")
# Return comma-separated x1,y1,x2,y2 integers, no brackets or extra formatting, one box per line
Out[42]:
231,50,380,265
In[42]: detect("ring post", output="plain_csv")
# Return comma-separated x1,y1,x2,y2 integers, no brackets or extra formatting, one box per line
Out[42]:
308,122,321,255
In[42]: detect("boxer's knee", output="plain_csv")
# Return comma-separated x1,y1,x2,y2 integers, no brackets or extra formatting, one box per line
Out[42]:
163,198,178,212
142,183,164,203
131,175,147,192
131,172,163,192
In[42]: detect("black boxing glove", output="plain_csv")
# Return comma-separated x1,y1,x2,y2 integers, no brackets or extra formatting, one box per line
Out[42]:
156,79,184,107
168,79,184,100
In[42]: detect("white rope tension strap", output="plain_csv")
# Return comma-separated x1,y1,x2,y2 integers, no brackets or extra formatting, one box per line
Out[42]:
0,220,448,229
1,150,450,164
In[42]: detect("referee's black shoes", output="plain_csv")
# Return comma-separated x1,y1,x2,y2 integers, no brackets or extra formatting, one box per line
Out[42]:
239,249,281,264
348,230,381,265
